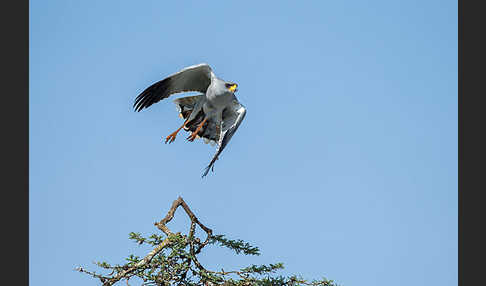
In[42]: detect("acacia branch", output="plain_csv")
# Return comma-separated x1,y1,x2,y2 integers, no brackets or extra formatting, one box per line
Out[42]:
77,197,338,286
155,196,213,252
101,236,172,286
94,197,214,285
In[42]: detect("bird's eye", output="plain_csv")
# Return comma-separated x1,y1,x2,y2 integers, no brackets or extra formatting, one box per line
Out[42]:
225,83,233,88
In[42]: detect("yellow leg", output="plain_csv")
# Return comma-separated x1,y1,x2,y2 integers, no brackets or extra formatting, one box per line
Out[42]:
164,119,189,144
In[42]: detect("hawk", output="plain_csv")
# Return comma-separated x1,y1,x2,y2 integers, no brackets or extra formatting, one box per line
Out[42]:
134,63,247,177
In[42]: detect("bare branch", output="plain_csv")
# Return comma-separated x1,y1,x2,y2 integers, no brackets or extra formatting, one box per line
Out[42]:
155,196,213,253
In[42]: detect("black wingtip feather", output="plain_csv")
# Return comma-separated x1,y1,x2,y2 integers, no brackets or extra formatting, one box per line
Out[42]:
201,156,218,178
133,77,172,112
201,164,215,178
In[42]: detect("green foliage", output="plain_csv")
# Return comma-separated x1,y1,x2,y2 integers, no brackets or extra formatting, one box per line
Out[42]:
209,234,261,256
77,229,339,286
76,198,339,286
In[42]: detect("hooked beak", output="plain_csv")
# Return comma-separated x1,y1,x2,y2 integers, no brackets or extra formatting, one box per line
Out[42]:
229,84,238,93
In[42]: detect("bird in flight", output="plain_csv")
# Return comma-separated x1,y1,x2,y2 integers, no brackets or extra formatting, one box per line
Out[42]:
134,63,247,177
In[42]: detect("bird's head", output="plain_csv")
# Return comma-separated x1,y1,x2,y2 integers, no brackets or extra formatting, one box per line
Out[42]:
225,82,238,93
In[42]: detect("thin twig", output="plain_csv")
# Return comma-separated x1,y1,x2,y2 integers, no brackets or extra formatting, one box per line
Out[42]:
102,236,172,286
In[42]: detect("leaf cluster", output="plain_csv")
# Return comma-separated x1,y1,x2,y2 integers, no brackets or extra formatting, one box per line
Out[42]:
78,230,338,286
76,198,339,286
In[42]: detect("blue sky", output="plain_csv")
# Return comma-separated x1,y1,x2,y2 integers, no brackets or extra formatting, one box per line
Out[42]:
30,1,457,285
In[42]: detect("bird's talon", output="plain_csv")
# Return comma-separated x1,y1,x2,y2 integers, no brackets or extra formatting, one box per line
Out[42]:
165,133,177,144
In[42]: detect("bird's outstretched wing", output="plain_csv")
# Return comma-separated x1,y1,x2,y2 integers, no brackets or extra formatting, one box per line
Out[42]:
134,63,213,112
202,100,247,177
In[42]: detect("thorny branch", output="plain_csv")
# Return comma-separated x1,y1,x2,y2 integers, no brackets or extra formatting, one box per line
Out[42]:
76,197,339,286
155,196,213,252
76,197,214,286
